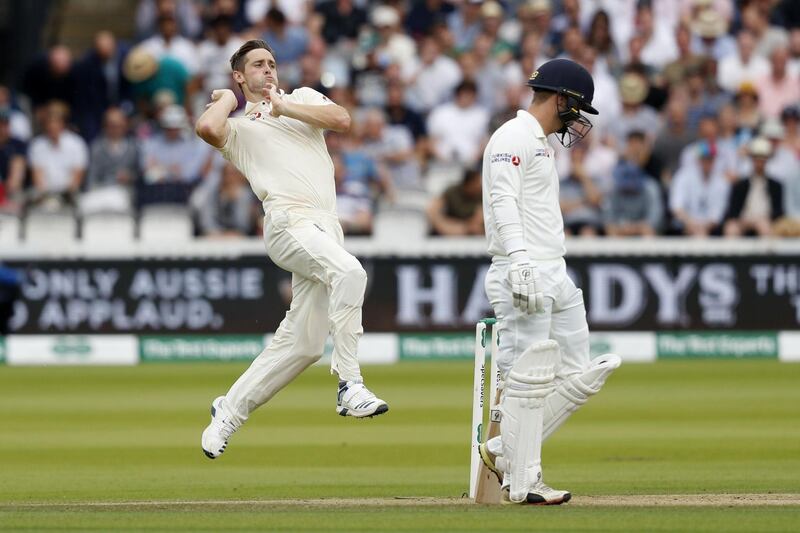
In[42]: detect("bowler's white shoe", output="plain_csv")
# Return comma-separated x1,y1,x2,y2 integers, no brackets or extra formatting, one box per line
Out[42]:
201,396,238,459
336,381,389,418
503,482,572,505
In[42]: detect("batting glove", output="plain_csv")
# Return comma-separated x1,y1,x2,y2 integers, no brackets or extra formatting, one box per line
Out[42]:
508,256,544,314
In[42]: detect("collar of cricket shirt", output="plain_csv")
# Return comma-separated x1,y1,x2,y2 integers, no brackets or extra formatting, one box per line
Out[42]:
516,110,547,140
245,89,286,116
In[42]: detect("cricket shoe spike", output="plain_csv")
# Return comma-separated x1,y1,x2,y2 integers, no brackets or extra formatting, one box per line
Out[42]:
502,481,572,506
336,380,389,418
201,396,238,459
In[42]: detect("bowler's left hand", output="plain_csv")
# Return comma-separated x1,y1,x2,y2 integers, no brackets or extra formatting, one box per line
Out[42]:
263,84,286,117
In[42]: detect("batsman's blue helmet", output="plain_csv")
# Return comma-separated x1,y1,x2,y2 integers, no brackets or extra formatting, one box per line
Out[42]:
526,58,598,115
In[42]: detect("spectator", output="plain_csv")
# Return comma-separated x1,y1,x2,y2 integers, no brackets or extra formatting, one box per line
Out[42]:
689,9,736,61
652,93,695,184
461,34,507,113
315,0,368,45
733,81,763,140
123,46,190,109
557,25,585,63
138,105,212,206
756,46,800,120
724,137,784,237
560,142,604,237
663,24,705,87
140,13,199,75
759,118,799,186
637,3,678,70
360,108,421,192
780,105,800,155
195,15,243,100
136,0,202,40
261,7,308,65
326,130,393,205
680,113,738,182
586,9,622,77
370,6,417,75
404,36,461,114
28,103,88,207
716,29,771,94
86,108,139,193
576,45,621,135
72,31,132,142
683,62,730,134
604,132,663,236
521,0,559,59
609,72,661,148
479,1,514,63
426,166,483,236
0,86,31,141
426,80,489,167
197,162,255,238
384,81,426,143
332,151,373,235
0,109,26,212
447,0,483,52
670,141,730,236
21,45,76,120
741,3,790,58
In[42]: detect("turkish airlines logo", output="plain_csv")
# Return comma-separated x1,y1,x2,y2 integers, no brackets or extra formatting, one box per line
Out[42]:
511,155,520,166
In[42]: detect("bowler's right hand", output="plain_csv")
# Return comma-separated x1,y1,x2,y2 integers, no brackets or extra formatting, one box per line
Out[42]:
207,89,238,112
508,257,544,314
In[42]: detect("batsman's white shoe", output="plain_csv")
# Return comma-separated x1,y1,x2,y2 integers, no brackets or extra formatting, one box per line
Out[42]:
201,396,238,459
336,380,389,418
502,482,572,505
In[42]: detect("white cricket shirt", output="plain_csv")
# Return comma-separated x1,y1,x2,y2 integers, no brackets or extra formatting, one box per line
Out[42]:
218,87,336,214
482,110,566,261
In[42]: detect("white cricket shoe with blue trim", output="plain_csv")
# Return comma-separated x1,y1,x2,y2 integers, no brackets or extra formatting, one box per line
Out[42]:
201,396,238,459
336,381,389,418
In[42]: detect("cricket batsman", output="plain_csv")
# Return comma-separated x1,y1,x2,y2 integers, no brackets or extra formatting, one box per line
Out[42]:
479,58,621,504
196,40,388,459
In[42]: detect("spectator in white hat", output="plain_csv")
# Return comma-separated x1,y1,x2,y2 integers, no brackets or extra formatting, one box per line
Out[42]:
689,9,736,62
723,137,784,237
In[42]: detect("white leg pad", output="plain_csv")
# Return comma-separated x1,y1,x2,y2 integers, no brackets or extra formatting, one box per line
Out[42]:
499,340,561,503
542,353,622,441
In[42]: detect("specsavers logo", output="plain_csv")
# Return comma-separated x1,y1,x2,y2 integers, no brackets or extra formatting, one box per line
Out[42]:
52,336,92,358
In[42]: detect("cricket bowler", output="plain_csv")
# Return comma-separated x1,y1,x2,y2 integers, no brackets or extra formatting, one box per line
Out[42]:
196,39,388,459
478,58,621,504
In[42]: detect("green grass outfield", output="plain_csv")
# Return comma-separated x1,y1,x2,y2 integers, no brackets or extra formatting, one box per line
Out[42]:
1,360,799,532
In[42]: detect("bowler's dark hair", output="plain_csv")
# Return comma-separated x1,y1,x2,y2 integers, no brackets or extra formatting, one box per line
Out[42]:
229,39,275,72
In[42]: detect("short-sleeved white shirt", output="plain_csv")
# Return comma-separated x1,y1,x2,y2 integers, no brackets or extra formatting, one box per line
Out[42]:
217,87,336,214
29,131,88,193
482,110,566,261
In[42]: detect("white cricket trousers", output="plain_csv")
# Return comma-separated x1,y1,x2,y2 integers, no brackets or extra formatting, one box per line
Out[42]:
485,258,590,383
224,207,367,426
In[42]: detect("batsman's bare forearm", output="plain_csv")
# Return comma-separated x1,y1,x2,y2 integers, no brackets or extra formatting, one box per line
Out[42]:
196,97,235,148
280,102,351,132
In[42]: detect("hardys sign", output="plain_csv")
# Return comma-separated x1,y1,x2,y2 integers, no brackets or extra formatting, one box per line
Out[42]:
5,255,800,334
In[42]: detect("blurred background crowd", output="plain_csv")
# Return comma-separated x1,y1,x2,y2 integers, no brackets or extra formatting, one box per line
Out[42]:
0,0,798,242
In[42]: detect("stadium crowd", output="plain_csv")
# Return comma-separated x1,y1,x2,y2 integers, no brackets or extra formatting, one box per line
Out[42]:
0,0,798,240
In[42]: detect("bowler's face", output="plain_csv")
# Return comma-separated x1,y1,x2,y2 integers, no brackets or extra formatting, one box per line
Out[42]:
242,49,279,95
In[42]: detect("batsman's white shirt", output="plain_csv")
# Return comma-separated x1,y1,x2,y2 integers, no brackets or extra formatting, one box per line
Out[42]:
482,110,566,261
219,87,336,214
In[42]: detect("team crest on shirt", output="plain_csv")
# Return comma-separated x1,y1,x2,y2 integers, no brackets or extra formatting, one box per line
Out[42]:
491,152,520,165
